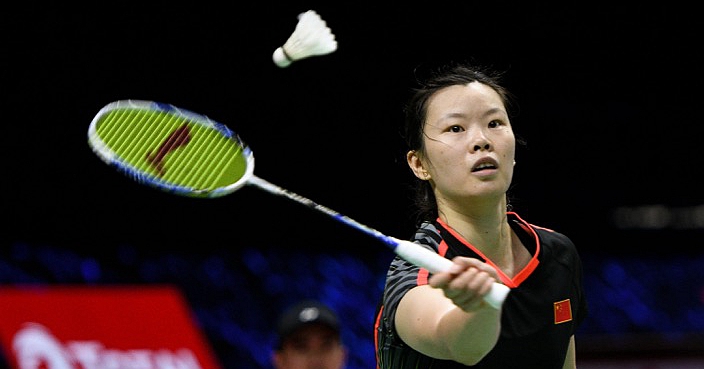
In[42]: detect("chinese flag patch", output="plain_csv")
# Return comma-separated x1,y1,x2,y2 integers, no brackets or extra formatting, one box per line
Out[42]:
554,299,572,324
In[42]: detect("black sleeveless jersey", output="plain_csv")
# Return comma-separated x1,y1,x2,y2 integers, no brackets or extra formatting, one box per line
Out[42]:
374,212,587,369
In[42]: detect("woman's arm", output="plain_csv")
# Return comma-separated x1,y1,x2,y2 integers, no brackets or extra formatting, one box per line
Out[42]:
395,257,503,365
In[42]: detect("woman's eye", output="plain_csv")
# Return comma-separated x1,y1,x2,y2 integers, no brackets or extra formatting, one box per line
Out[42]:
488,120,502,128
450,125,464,132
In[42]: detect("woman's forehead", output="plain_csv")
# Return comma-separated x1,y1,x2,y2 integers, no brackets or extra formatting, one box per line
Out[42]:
427,83,505,117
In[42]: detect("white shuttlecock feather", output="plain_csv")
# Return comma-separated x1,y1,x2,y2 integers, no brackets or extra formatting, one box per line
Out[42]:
273,10,337,68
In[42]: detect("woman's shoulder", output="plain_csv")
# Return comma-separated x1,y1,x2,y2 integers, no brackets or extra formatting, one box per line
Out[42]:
413,220,443,245
509,212,577,249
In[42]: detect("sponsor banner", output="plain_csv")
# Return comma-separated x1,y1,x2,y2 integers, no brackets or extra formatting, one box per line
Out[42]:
0,285,223,369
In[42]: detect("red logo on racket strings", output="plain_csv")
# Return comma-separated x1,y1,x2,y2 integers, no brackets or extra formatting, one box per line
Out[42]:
553,299,572,324
146,123,192,176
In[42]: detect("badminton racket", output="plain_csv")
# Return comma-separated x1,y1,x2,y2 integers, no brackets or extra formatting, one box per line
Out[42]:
87,100,510,309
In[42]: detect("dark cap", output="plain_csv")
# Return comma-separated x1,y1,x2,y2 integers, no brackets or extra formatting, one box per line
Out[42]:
276,300,340,347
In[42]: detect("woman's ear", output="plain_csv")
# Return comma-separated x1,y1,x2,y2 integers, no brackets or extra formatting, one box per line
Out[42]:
407,150,430,180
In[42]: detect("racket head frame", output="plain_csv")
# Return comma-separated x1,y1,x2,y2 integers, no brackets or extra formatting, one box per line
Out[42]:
88,99,255,198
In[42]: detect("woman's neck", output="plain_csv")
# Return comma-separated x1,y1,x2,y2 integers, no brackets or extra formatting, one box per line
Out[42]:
437,196,524,273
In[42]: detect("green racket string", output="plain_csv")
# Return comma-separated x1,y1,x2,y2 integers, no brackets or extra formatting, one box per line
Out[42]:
93,106,249,196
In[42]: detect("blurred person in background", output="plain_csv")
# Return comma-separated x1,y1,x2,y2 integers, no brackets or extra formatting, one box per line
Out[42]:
272,299,348,369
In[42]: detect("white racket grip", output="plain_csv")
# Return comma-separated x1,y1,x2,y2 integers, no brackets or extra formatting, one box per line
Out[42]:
392,238,510,309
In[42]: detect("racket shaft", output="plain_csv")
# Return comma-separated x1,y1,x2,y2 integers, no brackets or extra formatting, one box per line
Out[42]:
248,175,509,309
248,175,390,240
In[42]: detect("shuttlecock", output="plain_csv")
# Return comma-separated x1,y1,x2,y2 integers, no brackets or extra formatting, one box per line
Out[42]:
273,10,337,68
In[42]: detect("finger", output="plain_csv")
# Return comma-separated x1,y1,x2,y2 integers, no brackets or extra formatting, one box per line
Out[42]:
429,271,452,288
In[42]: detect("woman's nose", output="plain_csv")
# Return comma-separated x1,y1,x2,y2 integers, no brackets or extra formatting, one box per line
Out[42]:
469,128,491,152
473,143,491,151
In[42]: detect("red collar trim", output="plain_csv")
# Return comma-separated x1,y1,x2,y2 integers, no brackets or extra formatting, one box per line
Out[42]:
436,212,540,287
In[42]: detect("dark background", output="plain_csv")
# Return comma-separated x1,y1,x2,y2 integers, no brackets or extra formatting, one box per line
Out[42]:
6,2,704,249
4,2,704,368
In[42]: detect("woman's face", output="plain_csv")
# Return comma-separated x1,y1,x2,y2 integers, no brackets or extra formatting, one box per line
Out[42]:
408,81,516,206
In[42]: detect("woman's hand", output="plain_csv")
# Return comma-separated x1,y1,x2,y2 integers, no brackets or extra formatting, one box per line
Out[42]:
428,257,501,311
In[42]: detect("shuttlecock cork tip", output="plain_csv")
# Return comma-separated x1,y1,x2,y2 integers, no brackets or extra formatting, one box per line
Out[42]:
273,10,337,68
